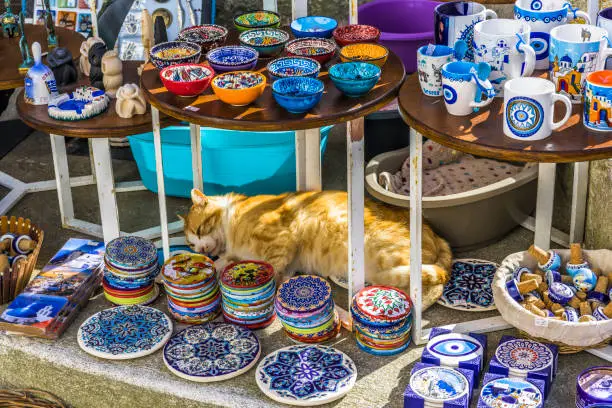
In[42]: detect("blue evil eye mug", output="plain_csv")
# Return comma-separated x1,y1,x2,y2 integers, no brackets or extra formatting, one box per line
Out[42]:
441,60,495,116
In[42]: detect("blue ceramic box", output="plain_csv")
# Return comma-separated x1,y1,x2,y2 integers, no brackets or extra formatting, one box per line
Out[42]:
477,372,546,408
421,327,487,385
404,362,474,408
487,335,558,398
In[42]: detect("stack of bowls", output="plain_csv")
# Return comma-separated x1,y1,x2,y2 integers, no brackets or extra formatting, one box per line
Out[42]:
103,236,160,305
275,275,340,343
351,285,413,355
162,253,220,323
220,261,276,329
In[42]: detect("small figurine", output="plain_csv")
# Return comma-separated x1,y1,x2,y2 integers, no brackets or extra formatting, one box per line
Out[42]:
115,83,146,118
1,0,19,38
101,50,122,97
88,41,107,89
24,42,58,105
48,47,78,87
42,0,57,49
17,13,33,72
153,15,167,45
79,37,104,76
139,9,153,75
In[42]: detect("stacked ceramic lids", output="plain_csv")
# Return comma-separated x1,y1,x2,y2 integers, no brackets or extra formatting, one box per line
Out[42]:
275,275,340,343
162,253,220,323
103,236,160,305
220,261,276,329
351,285,413,355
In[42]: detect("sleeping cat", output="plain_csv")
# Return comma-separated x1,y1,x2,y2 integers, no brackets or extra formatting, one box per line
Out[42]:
182,189,453,309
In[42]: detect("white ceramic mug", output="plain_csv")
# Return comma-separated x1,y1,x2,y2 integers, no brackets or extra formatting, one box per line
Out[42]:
417,44,455,96
474,19,536,96
442,61,495,116
503,77,571,140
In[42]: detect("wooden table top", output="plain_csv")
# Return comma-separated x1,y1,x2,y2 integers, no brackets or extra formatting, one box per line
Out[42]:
398,74,612,163
17,61,177,138
0,24,83,91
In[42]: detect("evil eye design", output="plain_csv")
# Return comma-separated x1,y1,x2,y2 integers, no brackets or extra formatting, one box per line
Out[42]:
443,84,457,105
506,96,544,137
531,0,542,10
530,32,550,61
429,339,481,357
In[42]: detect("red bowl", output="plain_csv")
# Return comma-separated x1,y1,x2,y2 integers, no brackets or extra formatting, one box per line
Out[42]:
333,24,381,47
159,63,215,97
285,38,336,64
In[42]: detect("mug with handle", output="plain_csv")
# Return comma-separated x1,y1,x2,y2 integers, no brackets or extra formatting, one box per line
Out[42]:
473,19,536,96
597,7,612,69
503,77,572,140
417,44,455,96
442,60,496,116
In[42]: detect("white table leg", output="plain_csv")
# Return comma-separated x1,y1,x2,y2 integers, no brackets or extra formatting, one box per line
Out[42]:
152,107,170,260
292,0,307,20
295,129,322,191
570,161,589,244
49,134,75,227
534,163,556,250
262,0,277,12
190,123,203,192
91,138,120,243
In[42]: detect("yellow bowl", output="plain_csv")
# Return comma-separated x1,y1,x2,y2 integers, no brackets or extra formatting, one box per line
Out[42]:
339,43,388,67
211,71,267,106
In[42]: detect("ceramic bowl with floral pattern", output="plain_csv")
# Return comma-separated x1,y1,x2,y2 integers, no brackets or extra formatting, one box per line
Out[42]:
329,61,381,97
285,38,337,64
332,24,381,46
266,57,321,82
211,71,267,106
234,10,281,32
177,24,228,52
272,76,324,114
238,28,290,58
206,46,259,73
339,43,388,67
150,41,202,69
159,63,215,97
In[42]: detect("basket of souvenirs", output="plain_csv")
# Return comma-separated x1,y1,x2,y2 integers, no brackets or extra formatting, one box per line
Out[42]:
493,247,612,353
0,216,44,304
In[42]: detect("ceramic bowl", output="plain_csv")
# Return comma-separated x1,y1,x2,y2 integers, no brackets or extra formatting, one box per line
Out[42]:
206,46,259,73
211,71,267,106
329,61,381,97
234,10,281,32
177,24,228,52
285,38,337,64
339,43,388,67
159,63,215,97
150,41,202,69
332,24,381,46
266,57,321,82
272,77,324,114
238,28,290,58
290,16,338,38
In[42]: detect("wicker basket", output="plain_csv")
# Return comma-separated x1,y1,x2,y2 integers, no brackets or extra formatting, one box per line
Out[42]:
0,216,44,304
493,249,612,353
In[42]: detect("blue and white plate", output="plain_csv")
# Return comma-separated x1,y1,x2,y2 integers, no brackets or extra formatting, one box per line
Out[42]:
105,236,158,270
256,345,357,406
276,275,332,313
426,333,484,367
495,339,554,375
77,305,172,360
438,259,498,312
410,366,469,403
163,322,260,382
480,377,543,408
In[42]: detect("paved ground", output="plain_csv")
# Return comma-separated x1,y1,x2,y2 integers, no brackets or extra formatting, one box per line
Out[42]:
0,127,607,408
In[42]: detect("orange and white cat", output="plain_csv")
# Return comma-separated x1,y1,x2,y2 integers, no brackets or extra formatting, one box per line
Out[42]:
182,189,453,309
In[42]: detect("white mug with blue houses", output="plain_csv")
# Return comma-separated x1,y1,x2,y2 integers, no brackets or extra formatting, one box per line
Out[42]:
441,61,496,116
514,0,591,70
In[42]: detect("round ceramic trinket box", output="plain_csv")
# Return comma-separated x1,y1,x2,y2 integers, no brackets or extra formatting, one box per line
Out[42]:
256,345,357,406
480,377,543,408
77,305,172,360
221,261,274,289
426,333,484,368
162,253,215,285
163,322,260,382
353,285,411,323
576,366,612,408
105,236,158,270
277,275,332,313
494,339,554,377
438,259,498,311
409,366,469,404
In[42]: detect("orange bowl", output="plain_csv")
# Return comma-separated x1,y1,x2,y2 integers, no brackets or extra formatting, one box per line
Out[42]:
339,43,388,67
211,71,267,106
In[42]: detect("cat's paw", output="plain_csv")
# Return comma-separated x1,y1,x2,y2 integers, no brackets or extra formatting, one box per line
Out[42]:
213,254,236,274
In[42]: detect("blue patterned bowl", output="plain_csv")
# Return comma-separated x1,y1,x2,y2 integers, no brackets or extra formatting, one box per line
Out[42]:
329,62,381,97
266,57,321,82
238,28,290,58
206,46,259,73
272,77,324,114
150,41,202,69
290,16,338,38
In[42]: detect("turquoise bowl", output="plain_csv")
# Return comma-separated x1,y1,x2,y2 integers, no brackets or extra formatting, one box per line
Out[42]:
329,61,381,97
239,28,290,58
272,77,324,114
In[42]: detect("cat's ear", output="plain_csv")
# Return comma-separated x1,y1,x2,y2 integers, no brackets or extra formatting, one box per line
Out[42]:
191,189,208,206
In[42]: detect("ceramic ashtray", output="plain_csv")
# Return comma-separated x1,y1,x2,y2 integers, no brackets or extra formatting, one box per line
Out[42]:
266,57,321,82
238,28,290,58
206,46,258,73
285,38,337,64
211,71,267,106
159,63,215,97
47,86,109,121
234,10,281,31
177,24,228,52
150,41,202,69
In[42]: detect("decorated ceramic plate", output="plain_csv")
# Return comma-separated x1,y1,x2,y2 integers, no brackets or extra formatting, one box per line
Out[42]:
105,236,157,270
409,366,469,403
220,261,274,289
426,333,484,367
162,254,216,285
438,259,498,312
480,377,543,408
77,305,172,360
276,275,332,313
495,339,554,375
163,322,260,382
256,345,356,406
353,285,411,323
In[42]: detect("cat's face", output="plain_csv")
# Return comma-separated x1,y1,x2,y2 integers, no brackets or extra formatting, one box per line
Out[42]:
182,189,225,256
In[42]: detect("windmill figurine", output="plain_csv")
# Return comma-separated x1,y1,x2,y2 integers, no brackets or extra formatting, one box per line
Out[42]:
1,0,19,38
42,0,57,49
18,13,33,72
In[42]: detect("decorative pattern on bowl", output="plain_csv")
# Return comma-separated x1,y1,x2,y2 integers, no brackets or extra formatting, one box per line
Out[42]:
285,38,337,64
272,76,324,114
266,57,321,82
177,24,228,52
332,24,381,46
238,28,290,58
290,16,338,38
206,46,259,73
339,43,389,67
234,10,281,32
211,71,267,106
160,63,215,97
329,61,381,97
150,41,202,69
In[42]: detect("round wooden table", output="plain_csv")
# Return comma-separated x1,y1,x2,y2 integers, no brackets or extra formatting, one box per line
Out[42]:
0,24,84,91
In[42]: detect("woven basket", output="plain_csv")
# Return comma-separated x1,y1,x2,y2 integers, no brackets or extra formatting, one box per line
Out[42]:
0,389,68,408
493,249,612,352
0,216,44,304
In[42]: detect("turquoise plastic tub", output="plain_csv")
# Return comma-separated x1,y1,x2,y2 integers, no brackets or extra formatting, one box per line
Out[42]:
128,126,332,197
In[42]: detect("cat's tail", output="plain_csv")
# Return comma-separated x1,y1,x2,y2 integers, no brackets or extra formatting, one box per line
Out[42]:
422,234,453,286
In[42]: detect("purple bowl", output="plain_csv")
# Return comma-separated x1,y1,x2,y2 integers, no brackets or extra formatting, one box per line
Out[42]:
206,45,259,73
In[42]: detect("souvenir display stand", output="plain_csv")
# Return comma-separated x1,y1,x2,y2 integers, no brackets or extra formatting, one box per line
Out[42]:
17,61,179,243
398,73,612,362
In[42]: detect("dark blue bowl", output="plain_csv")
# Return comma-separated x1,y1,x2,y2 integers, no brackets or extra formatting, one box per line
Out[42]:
272,77,324,114
329,62,381,97
206,46,259,73
290,16,338,38
266,57,321,82
238,28,290,58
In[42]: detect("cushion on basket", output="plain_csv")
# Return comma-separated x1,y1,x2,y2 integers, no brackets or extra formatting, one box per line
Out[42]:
492,249,612,348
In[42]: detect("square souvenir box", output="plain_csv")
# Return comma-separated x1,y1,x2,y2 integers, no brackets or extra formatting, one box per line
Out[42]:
488,335,558,398
477,372,546,408
421,327,487,385
404,362,474,408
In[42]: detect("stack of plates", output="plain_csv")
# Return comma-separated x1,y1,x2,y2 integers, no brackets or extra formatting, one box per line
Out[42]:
162,253,220,323
103,236,160,305
351,285,412,356
220,261,276,329
275,275,340,343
